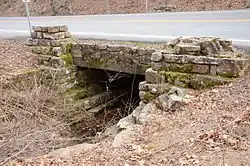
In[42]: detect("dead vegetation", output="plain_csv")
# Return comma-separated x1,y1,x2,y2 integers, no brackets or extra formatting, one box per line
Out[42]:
0,40,143,165
0,0,249,16
13,70,250,166
0,72,75,165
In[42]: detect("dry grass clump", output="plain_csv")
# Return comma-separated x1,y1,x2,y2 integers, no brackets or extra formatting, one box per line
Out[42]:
0,75,76,165
0,70,137,165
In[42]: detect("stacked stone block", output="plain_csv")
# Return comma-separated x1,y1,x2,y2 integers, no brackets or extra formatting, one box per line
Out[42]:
26,25,77,92
26,25,74,67
140,37,249,103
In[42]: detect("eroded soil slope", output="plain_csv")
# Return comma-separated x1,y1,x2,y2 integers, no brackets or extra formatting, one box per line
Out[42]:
0,0,249,16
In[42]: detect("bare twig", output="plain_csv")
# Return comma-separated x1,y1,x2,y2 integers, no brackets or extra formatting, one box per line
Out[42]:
0,141,32,165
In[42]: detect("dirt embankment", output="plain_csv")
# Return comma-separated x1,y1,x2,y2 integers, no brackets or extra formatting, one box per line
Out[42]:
0,0,249,16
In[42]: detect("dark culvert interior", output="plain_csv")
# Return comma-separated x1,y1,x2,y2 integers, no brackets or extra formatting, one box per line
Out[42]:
68,67,145,141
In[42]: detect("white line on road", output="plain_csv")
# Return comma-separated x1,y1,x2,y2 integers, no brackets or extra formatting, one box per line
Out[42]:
0,29,250,44
72,32,250,43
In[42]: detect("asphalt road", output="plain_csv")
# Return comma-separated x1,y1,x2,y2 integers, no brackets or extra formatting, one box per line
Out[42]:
0,9,250,52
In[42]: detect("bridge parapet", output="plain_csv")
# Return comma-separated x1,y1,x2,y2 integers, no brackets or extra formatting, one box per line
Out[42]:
72,43,153,75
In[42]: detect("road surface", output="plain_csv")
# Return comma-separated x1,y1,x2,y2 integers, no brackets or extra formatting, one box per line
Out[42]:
0,9,250,52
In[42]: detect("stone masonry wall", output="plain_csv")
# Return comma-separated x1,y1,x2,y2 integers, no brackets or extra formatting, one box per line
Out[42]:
72,43,153,75
140,37,249,103
26,25,76,90
27,25,75,67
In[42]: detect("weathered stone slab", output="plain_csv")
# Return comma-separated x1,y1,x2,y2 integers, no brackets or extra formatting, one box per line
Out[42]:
160,63,210,74
31,32,43,39
139,81,148,91
175,44,201,55
32,26,48,32
167,37,234,56
151,51,163,62
161,71,232,89
43,32,65,40
26,38,74,47
73,57,146,75
58,25,68,32
32,25,68,33
72,43,152,75
65,32,72,38
162,54,249,77
47,26,60,33
216,58,248,77
52,47,63,56
32,46,52,55
139,81,173,95
26,38,39,46
145,68,163,83
157,93,183,111
71,44,82,58
50,56,65,67
32,26,42,32
79,91,113,110
162,54,221,65
139,91,157,103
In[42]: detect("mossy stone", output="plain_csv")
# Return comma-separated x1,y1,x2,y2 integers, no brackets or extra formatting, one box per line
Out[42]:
60,53,73,67
64,84,103,101
161,71,233,89
141,91,157,102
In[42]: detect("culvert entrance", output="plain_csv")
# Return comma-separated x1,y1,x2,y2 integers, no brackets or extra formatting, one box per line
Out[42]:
67,67,145,141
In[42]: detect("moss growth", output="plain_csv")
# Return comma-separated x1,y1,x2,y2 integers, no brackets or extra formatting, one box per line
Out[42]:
64,84,103,101
66,43,73,53
218,72,239,78
161,71,233,89
163,71,191,88
143,92,157,102
236,53,244,58
60,53,73,67
140,64,151,69
85,57,117,68
163,63,194,73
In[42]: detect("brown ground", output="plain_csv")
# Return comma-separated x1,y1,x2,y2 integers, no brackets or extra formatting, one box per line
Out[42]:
0,40,38,79
0,0,249,16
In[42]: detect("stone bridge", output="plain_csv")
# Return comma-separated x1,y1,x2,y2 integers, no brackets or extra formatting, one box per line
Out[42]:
72,38,248,82
27,25,249,104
